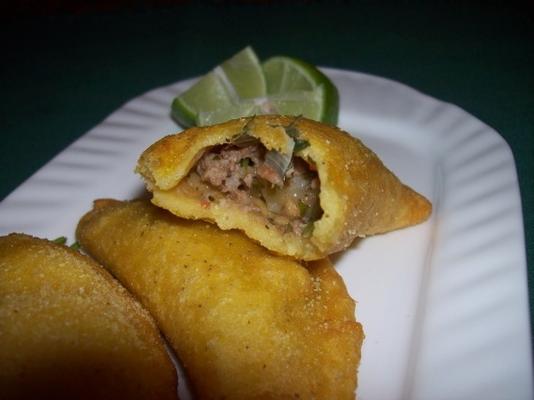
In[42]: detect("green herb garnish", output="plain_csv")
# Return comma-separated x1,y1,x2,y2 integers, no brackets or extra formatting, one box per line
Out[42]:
229,116,258,147
240,158,251,168
302,222,314,238
293,139,310,153
281,115,310,154
239,157,251,173
285,125,300,138
298,201,309,217
52,236,81,251
232,115,257,142
284,115,303,139
52,236,67,245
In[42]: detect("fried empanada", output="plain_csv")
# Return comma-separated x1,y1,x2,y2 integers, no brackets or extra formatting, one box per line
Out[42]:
76,199,364,400
136,115,431,260
0,233,178,400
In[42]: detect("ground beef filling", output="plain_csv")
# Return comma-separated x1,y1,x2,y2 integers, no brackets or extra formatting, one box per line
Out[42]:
184,143,322,236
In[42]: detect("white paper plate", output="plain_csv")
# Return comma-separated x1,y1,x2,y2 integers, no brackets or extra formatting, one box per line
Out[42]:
0,68,531,400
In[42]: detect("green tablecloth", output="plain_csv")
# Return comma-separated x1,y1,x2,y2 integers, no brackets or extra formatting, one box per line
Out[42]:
2,2,533,330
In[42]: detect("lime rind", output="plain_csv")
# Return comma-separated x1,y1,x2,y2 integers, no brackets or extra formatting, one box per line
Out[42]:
317,82,339,125
171,96,197,128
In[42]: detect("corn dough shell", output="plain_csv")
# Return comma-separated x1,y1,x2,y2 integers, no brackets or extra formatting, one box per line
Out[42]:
76,199,364,400
0,233,178,400
137,115,432,260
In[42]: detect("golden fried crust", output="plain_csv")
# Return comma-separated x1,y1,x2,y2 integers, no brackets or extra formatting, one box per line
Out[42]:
76,199,364,400
0,233,178,400
136,115,432,260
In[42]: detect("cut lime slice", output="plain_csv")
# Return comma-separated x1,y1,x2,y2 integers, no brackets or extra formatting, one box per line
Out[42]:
171,46,266,127
171,48,339,127
197,100,259,126
262,56,339,125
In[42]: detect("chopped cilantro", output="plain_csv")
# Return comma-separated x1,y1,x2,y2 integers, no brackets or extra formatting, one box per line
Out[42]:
285,125,300,139
52,236,67,245
52,236,81,251
293,139,310,153
302,222,314,238
284,115,303,138
298,201,309,217
240,157,251,168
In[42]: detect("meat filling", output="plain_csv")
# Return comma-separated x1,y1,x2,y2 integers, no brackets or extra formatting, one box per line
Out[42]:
185,143,322,236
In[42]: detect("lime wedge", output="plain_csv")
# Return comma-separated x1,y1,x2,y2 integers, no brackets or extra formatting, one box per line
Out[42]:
171,48,339,127
171,46,266,127
262,56,339,125
197,100,258,126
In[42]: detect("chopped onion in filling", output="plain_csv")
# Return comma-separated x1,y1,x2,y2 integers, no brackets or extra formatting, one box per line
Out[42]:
185,142,322,236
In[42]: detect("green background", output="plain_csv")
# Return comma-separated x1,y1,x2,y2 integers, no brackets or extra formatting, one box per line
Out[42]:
1,2,533,333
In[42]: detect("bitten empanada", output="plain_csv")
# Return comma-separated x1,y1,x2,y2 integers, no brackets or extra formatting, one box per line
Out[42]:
137,115,431,260
76,199,364,400
0,233,178,400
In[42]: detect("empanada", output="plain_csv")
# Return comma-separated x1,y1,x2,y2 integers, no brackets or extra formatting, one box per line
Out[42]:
137,115,431,260
76,199,364,400
0,233,178,400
